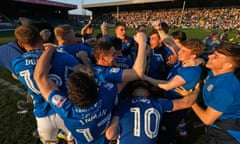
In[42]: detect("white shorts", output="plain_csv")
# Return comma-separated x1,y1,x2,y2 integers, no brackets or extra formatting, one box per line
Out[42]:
36,113,71,144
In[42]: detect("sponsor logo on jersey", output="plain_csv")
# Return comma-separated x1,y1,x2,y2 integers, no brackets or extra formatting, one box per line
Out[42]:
103,83,114,90
207,84,214,92
110,68,120,73
51,94,66,107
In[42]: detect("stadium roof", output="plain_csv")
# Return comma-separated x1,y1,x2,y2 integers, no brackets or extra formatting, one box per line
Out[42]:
82,0,175,9
13,0,77,9
82,0,240,16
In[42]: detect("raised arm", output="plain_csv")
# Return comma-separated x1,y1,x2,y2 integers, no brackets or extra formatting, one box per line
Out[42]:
34,46,58,100
80,17,92,36
118,32,147,93
152,20,179,58
132,32,147,78
119,32,147,83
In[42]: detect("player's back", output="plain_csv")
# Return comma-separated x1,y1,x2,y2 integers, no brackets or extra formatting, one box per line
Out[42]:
12,50,55,117
115,96,173,144
48,82,118,144
12,50,79,117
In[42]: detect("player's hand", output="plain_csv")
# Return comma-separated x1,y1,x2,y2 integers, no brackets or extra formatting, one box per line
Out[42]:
43,42,57,50
151,20,161,30
134,32,147,45
175,86,193,97
175,82,200,97
167,55,177,65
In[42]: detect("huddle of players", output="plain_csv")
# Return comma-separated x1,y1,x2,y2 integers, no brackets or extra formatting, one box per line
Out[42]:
7,21,240,144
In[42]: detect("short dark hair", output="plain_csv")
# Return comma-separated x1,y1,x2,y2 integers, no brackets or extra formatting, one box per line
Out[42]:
182,39,204,56
171,30,187,42
216,43,240,68
67,72,98,108
149,30,160,38
160,22,169,34
93,40,113,60
115,22,126,28
129,80,151,97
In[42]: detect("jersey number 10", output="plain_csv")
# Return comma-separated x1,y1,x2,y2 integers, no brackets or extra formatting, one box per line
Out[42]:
130,107,161,139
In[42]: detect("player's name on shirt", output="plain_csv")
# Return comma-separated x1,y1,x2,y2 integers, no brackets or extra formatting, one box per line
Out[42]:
132,98,151,104
25,59,38,65
79,109,111,126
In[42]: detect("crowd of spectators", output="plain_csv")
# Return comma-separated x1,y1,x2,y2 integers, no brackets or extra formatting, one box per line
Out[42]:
92,7,240,30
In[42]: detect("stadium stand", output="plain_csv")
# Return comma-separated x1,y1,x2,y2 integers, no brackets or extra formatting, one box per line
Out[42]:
0,0,77,31
83,0,240,30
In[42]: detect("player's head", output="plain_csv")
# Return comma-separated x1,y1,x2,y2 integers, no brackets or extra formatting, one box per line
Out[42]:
67,72,98,108
15,25,42,50
93,40,116,66
129,80,151,98
149,30,161,48
110,37,122,52
206,43,240,71
178,39,204,61
115,22,126,38
171,30,187,43
54,24,76,45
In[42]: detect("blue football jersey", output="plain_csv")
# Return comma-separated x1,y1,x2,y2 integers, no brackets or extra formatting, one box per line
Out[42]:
93,64,124,87
57,44,93,57
115,96,173,144
48,82,118,144
166,65,202,99
203,71,240,120
148,46,172,80
11,50,79,117
115,55,133,69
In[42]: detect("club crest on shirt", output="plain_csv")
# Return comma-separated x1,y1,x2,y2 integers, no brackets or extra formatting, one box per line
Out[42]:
207,84,214,92
110,68,120,73
103,83,114,90
51,94,66,107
